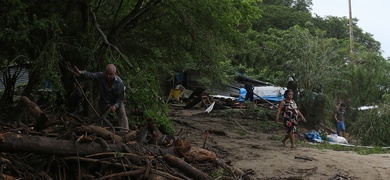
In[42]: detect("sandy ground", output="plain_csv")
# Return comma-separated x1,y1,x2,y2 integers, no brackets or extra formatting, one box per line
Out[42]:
168,106,390,180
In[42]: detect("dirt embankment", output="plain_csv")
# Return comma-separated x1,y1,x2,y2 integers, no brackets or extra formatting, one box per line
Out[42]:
169,107,390,179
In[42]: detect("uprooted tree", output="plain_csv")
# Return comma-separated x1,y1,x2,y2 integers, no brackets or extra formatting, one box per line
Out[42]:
0,96,258,179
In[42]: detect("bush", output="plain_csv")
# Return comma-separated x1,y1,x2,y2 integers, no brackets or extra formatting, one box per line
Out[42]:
299,92,333,130
349,104,390,146
126,73,175,135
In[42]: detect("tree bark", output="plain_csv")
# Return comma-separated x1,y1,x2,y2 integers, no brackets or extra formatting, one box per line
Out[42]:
2,96,48,130
0,134,127,156
217,158,253,180
146,117,164,144
164,154,213,180
74,125,123,143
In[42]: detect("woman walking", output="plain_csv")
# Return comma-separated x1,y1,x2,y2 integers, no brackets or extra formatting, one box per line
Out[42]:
275,89,306,148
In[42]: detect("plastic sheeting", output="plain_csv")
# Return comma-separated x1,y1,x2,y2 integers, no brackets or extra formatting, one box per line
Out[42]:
253,86,286,102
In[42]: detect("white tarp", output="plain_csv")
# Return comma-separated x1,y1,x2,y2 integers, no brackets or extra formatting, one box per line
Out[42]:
253,86,286,97
254,86,286,97
357,105,378,110
327,134,349,144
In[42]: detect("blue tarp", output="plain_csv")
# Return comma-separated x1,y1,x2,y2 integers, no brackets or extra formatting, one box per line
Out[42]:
238,88,247,102
305,130,322,143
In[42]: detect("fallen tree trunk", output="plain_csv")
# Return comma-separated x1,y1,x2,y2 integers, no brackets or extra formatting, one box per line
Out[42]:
2,96,48,130
0,133,127,156
96,168,146,180
73,125,123,142
146,117,164,144
217,158,254,180
174,139,217,162
164,154,213,180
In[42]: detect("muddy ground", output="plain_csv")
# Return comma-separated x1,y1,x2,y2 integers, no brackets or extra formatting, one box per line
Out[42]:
168,106,390,179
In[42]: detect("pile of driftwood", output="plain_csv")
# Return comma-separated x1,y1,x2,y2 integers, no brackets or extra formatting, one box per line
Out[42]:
0,96,254,180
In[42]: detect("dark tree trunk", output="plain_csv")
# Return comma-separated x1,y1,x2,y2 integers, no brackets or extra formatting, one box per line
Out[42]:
0,67,21,109
3,70,41,123
0,133,127,156
164,154,213,180
21,70,40,99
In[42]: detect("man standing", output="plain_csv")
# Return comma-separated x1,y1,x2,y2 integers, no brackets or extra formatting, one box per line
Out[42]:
244,82,254,102
76,64,129,130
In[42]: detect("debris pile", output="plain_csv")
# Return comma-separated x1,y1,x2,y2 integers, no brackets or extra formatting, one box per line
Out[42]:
0,96,255,179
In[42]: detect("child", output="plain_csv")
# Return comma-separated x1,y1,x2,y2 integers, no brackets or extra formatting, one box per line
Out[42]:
334,103,346,137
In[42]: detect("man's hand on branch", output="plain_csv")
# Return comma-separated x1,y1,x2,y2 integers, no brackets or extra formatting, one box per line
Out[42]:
74,66,82,76
109,106,117,113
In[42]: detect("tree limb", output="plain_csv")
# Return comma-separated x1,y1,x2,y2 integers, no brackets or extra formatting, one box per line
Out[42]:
0,133,127,156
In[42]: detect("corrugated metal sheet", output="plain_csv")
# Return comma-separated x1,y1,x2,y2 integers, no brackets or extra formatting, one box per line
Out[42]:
0,67,29,90
207,82,243,97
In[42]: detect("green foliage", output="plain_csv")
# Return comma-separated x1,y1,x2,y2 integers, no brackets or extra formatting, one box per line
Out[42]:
257,26,341,126
383,93,390,103
144,109,174,135
210,168,225,178
0,0,29,62
275,26,340,89
349,104,390,146
312,16,381,53
343,54,390,107
122,0,261,83
262,0,313,12
126,71,174,134
237,130,248,136
1,0,67,106
236,1,314,81
356,146,388,155
33,41,65,92
2,0,390,142
320,131,329,142
253,4,312,32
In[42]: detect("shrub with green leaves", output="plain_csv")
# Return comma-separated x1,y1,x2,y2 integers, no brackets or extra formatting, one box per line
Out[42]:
126,72,175,135
349,104,390,146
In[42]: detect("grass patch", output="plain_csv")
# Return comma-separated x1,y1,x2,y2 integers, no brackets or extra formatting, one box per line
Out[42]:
237,130,248,136
269,134,390,155
210,168,224,178
302,141,389,155
267,134,282,141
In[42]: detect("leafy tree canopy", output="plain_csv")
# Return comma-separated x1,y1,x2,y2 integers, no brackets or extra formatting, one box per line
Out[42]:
1,0,390,145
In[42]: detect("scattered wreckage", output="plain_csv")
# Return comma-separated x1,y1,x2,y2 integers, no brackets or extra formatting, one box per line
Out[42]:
0,96,256,179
